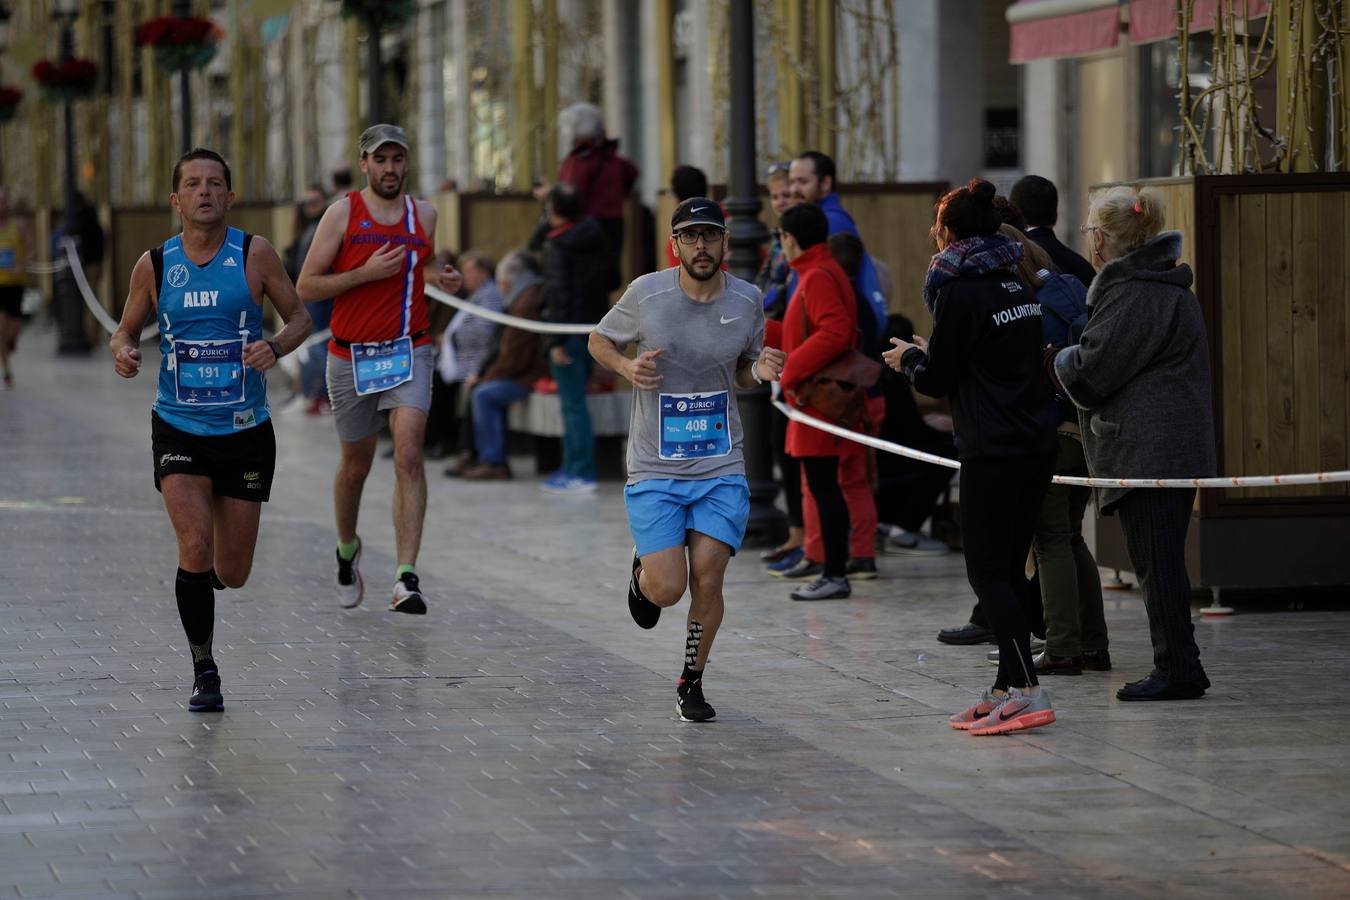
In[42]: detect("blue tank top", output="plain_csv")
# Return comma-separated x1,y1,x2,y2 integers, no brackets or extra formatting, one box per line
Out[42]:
152,227,270,436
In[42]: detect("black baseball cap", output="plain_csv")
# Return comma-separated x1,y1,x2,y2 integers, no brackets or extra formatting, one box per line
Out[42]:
671,197,725,232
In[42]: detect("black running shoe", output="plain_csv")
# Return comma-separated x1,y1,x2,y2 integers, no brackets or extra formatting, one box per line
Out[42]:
628,548,660,629
390,571,427,615
676,678,715,722
189,669,223,712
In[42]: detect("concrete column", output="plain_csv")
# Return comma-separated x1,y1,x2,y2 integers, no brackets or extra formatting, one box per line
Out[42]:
415,0,447,196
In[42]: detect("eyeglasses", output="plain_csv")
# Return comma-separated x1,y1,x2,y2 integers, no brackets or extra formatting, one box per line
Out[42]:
676,228,724,246
1079,224,1100,234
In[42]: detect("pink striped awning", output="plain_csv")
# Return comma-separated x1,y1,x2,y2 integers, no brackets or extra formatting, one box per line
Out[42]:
1129,0,1271,44
1008,0,1123,63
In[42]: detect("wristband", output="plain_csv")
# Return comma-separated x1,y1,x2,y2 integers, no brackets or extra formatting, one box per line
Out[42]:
266,339,283,359
751,361,765,385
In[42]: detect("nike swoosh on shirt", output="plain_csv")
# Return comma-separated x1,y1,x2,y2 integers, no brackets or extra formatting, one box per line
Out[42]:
719,316,741,325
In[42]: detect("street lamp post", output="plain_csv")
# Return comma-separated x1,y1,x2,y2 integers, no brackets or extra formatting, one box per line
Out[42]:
52,0,89,355
173,0,191,155
723,0,784,546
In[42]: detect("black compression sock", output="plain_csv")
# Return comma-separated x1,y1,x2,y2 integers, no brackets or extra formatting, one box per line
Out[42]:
210,570,226,591
175,568,216,669
680,665,703,684
193,658,217,677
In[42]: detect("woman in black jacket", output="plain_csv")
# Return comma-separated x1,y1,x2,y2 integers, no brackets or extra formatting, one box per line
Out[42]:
883,179,1059,735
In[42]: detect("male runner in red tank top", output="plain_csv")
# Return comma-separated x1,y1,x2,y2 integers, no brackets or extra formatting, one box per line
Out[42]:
297,124,462,615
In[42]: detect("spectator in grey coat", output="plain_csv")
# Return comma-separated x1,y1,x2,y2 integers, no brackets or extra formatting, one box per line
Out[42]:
1052,186,1217,702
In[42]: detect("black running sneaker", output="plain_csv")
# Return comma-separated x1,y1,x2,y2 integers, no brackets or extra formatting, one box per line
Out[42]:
676,678,715,722
390,571,427,615
628,548,660,629
189,669,223,712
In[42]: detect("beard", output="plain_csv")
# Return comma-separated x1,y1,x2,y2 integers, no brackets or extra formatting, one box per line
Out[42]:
372,173,404,199
680,256,721,281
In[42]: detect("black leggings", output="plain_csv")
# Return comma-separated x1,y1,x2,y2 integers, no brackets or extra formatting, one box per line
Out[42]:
771,406,803,528
959,454,1055,691
801,457,848,577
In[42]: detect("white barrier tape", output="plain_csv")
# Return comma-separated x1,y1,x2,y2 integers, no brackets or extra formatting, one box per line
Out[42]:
62,238,160,343
770,399,1350,489
406,293,1350,489
425,284,595,335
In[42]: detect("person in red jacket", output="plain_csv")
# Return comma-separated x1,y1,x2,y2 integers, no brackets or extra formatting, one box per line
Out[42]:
776,204,863,602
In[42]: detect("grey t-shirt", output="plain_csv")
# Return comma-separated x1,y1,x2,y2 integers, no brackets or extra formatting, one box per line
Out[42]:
595,268,765,484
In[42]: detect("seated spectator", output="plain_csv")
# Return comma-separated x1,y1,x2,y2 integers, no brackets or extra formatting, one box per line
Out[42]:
462,252,548,480
434,250,502,465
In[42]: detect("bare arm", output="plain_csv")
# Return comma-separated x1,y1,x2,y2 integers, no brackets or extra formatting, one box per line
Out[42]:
242,236,311,372
589,331,664,390
296,198,401,302
109,253,156,379
733,347,786,389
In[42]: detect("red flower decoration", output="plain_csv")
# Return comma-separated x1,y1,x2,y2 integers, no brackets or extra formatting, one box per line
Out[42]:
0,87,22,107
31,59,99,89
135,15,222,48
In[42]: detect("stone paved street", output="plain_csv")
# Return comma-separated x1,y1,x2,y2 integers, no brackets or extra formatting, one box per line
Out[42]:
3,332,1350,899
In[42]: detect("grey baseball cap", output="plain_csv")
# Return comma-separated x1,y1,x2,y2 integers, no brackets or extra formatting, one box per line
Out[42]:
358,123,409,156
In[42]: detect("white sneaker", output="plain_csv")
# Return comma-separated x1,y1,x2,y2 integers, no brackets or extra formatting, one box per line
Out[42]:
390,571,427,615
336,540,363,609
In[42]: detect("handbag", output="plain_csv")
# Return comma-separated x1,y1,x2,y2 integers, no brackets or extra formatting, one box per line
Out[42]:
791,267,882,431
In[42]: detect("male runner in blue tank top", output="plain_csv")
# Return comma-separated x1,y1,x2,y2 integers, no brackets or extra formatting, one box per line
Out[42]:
110,148,311,713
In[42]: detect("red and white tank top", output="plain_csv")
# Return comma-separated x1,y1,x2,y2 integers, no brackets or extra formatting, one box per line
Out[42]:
328,190,432,360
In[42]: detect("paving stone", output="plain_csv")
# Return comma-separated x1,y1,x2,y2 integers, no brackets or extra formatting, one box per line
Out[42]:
2,334,1349,897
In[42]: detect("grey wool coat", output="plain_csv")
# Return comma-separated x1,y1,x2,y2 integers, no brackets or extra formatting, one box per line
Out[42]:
1053,231,1217,511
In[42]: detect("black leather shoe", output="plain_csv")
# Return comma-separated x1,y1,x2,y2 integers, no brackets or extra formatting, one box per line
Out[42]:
1082,649,1112,671
1034,653,1083,676
937,622,996,645
1116,673,1207,701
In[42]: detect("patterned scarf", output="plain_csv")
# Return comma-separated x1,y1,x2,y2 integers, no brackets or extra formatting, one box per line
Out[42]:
922,234,1023,313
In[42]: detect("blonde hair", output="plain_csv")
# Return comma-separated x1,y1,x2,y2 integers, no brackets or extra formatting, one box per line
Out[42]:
1088,186,1166,255
766,168,789,185
998,223,1056,289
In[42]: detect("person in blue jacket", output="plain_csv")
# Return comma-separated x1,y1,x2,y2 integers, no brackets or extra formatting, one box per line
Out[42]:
1001,223,1108,679
787,151,886,331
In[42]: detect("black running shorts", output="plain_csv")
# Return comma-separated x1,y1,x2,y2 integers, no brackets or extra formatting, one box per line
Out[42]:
151,411,276,501
0,285,22,319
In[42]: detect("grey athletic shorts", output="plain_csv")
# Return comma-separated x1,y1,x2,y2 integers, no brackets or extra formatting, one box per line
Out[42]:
326,344,434,443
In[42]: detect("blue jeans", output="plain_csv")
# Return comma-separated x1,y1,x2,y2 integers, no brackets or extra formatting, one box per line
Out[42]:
301,300,333,400
549,335,595,479
471,379,530,465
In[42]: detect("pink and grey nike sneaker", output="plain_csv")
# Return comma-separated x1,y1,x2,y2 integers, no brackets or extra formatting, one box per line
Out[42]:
968,687,1055,736
949,690,1002,731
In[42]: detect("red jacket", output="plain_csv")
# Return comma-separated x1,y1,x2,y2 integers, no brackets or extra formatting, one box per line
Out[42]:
779,243,864,458
557,138,638,221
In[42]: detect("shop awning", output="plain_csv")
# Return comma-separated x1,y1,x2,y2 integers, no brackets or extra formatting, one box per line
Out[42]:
1128,0,1271,45
1008,0,1123,64
1008,0,1273,62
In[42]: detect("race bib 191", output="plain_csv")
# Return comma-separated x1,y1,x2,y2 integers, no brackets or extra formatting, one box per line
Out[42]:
173,338,245,406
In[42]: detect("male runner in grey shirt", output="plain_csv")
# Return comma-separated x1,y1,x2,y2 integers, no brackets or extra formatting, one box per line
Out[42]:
590,198,785,722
